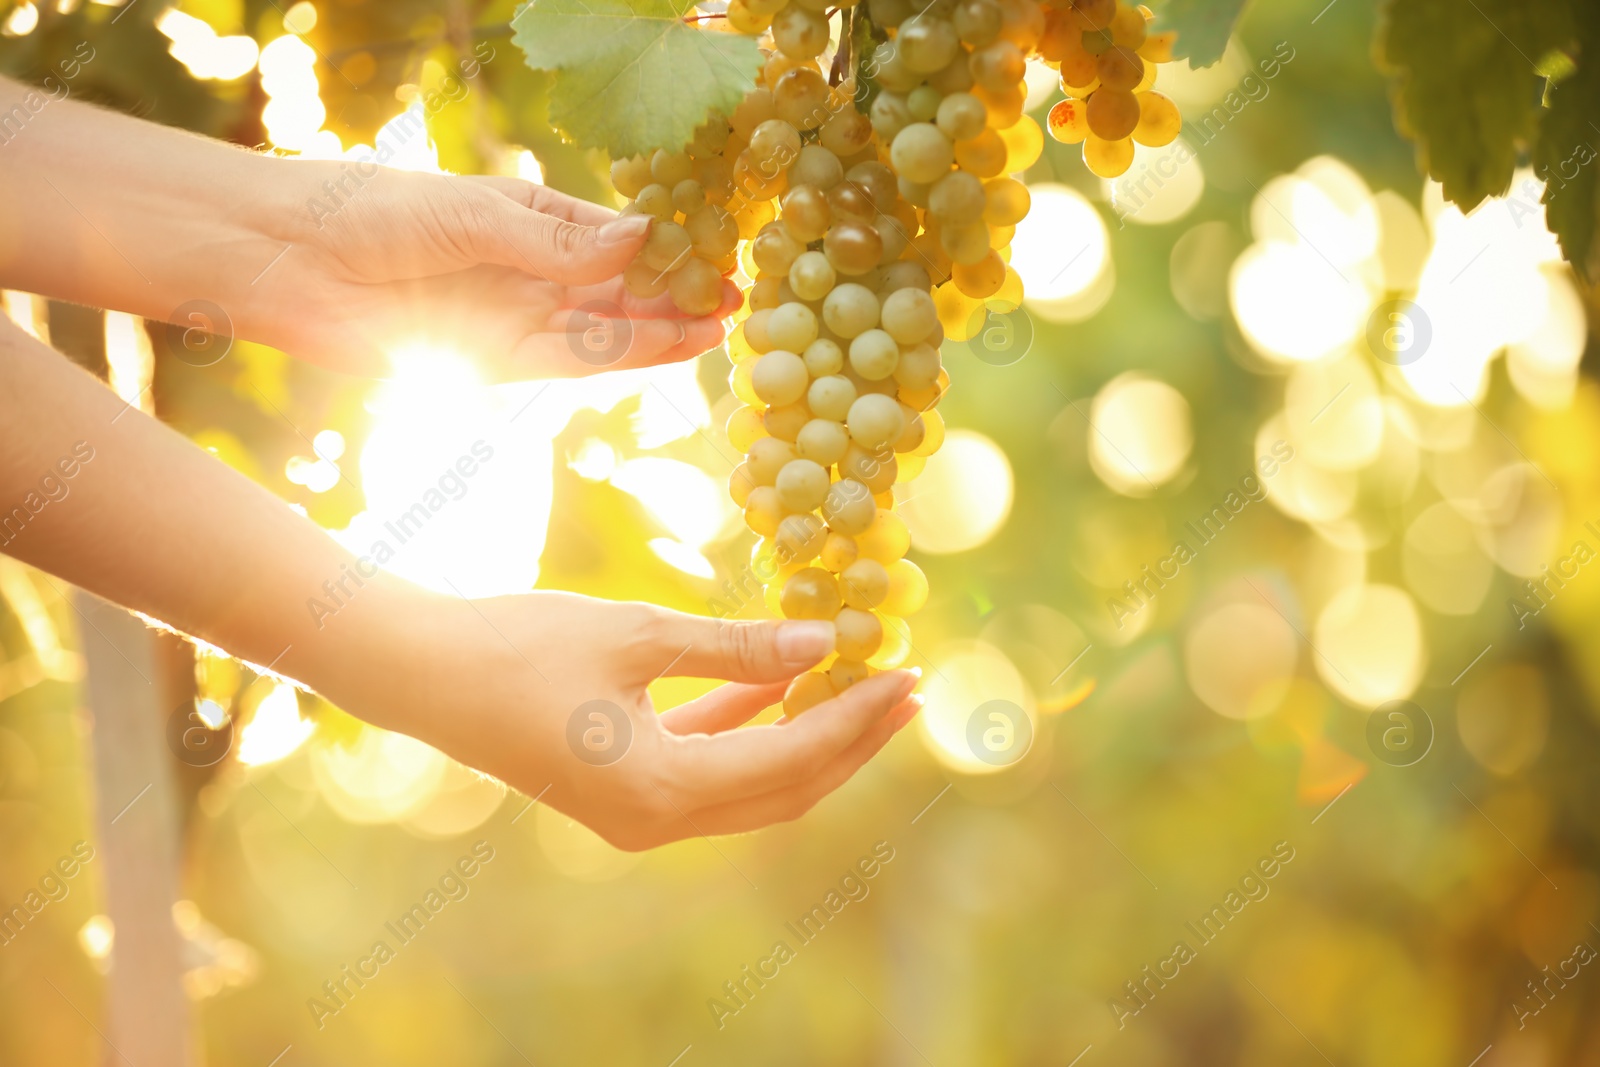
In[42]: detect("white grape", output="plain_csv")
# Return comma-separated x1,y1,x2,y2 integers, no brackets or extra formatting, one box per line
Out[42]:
880,287,939,344
802,338,846,377
752,350,809,405
795,418,851,465
768,302,820,351
776,458,830,512
847,392,907,450
849,329,900,381
807,373,858,420
822,283,881,338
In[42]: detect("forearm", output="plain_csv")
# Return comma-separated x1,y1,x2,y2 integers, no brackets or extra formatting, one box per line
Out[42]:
0,76,304,330
0,318,436,718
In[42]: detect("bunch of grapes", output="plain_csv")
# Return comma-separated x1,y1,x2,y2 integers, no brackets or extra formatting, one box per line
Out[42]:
608,0,1177,715
1041,0,1181,177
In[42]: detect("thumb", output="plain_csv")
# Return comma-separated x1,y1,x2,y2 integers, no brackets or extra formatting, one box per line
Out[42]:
470,193,652,285
640,610,837,684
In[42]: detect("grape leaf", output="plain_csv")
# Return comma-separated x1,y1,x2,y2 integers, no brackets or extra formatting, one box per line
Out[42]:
511,0,765,159
1377,0,1575,211
1149,0,1250,68
1533,10,1600,281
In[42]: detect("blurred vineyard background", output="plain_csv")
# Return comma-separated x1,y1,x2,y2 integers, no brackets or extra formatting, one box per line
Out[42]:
3,0,1600,1063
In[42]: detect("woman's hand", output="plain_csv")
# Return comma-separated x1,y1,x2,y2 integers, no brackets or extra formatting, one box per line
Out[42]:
237,165,738,381
333,587,922,850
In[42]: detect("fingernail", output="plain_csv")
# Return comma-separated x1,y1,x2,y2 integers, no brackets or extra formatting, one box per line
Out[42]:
909,666,923,679
598,214,652,244
777,620,835,664
893,694,925,729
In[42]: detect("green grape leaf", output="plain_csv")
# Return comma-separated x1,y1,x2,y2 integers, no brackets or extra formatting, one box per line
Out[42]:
511,0,765,159
1377,0,1575,212
1532,14,1600,281
1149,0,1250,68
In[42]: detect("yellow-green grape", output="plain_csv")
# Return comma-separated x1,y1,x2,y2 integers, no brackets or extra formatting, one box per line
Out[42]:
975,83,1025,128
997,0,1044,49
849,329,901,381
765,402,811,441
890,123,955,184
847,393,906,450
669,256,723,316
879,288,938,345
835,608,884,660
955,128,1008,178
796,418,851,465
840,558,889,609
1058,40,1099,91
728,0,774,34
803,338,846,378
984,177,1031,226
774,65,831,129
893,343,942,390
729,463,758,508
941,221,993,265
730,86,778,139
781,566,842,619
775,458,830,512
1002,113,1046,170
822,282,881,337
782,184,833,241
829,658,871,691
880,260,934,296
745,485,784,537
747,436,797,484
784,671,835,717
634,183,675,219
900,18,961,71
935,92,988,142
786,256,832,304
820,531,859,572
1083,132,1135,178
808,374,858,421
1110,1,1147,47
821,106,874,157
772,3,830,58
929,170,987,225
907,84,943,123
752,350,809,406
953,250,1007,299
624,259,670,299
840,441,899,493
732,399,768,451
792,144,845,190
881,558,929,615
953,0,1002,44
1139,28,1177,64
1048,97,1091,144
611,155,653,198
640,220,692,273
969,40,1024,93
868,615,912,669
749,276,784,312
990,265,1025,311
743,308,776,353
1132,90,1181,147
871,91,913,144
730,357,762,407
768,302,820,351
828,180,879,223
911,408,946,456
856,508,911,564
685,206,740,256
822,478,876,536
672,179,706,216
775,511,829,564
1086,87,1140,141
651,149,694,187
824,221,884,275
752,225,805,275
870,40,921,93
1096,44,1144,91
894,404,926,452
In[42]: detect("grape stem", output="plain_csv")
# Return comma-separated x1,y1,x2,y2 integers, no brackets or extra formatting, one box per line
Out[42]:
682,12,727,20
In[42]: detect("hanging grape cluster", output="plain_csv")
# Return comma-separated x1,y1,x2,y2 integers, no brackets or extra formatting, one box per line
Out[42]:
608,0,1182,715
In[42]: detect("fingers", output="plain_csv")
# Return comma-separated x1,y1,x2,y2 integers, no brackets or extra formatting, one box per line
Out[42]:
641,609,839,684
658,681,788,736
484,313,728,382
460,181,653,287
461,174,618,228
675,694,924,837
659,669,920,808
